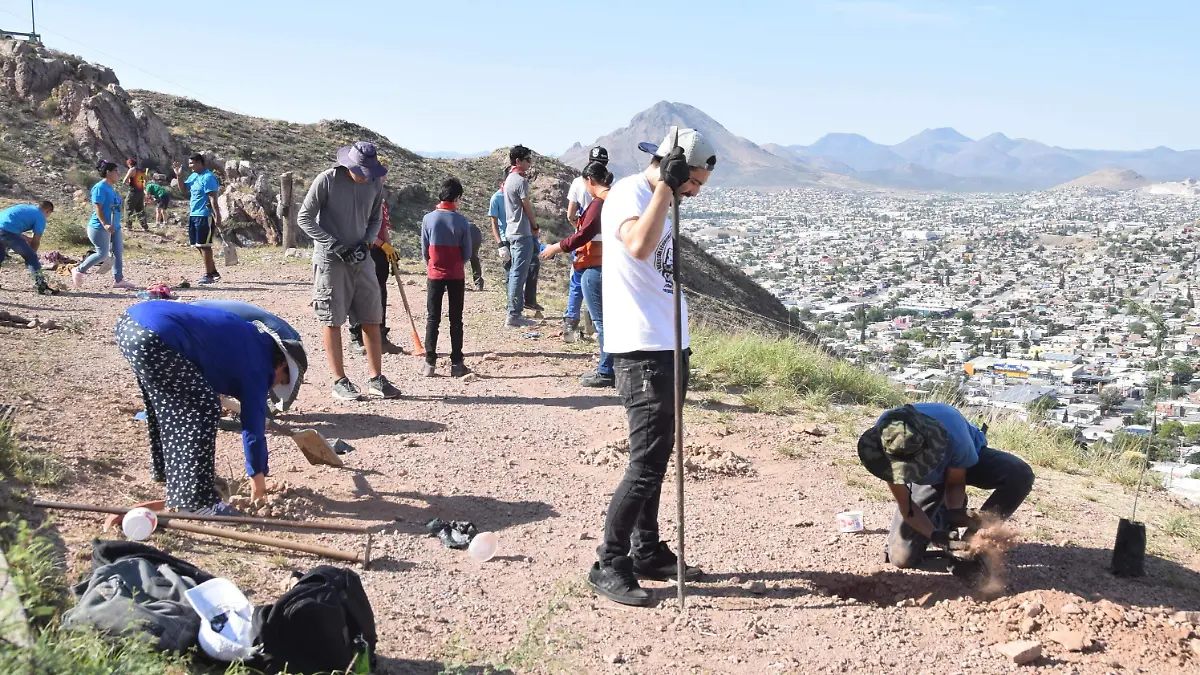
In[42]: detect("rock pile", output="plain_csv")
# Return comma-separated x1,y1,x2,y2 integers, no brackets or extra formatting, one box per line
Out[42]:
226,480,314,520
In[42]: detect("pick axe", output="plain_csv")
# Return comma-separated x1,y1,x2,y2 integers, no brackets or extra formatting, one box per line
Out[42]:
389,260,425,356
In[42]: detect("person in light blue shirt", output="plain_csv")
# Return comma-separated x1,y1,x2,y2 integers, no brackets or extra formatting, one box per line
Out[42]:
857,402,1034,575
73,159,136,290
173,153,223,284
0,200,57,295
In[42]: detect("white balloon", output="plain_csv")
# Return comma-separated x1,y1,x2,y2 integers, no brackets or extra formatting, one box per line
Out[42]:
468,531,499,562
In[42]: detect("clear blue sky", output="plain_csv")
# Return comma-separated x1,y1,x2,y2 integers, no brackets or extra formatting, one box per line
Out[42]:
7,0,1198,154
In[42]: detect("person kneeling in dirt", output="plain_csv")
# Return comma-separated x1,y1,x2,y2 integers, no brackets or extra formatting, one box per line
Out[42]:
116,300,305,515
857,403,1034,575
0,200,57,295
189,299,308,412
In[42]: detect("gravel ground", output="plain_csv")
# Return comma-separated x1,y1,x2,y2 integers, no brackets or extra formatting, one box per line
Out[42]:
2,235,1199,674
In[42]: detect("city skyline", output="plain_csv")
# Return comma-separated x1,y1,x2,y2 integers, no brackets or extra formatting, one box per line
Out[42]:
4,0,1199,156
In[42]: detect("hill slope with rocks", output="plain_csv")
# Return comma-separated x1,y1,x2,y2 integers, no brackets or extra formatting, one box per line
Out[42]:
0,38,791,334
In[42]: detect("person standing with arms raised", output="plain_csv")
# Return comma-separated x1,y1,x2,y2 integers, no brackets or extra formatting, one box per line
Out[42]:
587,128,715,606
172,154,223,285
297,141,402,401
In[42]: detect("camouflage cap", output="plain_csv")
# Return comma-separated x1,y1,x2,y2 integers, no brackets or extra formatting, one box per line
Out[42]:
857,404,949,484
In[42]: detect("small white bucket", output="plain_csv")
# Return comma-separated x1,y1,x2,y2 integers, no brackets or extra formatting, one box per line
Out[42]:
836,510,864,533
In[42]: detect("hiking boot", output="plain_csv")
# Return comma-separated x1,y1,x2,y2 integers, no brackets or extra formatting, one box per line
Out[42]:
332,377,363,401
419,362,436,377
450,362,471,378
580,371,615,388
366,375,402,399
506,316,537,328
197,275,216,285
587,556,653,607
71,269,85,288
632,542,704,582
381,337,407,355
113,279,137,290
34,274,58,296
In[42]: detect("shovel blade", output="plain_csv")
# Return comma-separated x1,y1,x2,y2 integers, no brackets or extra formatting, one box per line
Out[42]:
291,429,344,468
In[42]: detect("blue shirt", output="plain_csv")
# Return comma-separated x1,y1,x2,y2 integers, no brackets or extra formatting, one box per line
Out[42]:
186,170,220,217
89,181,123,230
487,190,507,242
876,402,985,484
0,204,46,236
126,301,275,477
190,300,300,340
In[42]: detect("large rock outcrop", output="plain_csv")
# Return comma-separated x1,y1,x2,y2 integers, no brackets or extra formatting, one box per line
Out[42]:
0,38,177,171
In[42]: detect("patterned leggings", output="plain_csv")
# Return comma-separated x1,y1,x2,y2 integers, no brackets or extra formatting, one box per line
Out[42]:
115,313,221,511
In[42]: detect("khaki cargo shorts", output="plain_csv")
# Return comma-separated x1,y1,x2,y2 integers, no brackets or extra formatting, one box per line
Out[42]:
312,253,383,327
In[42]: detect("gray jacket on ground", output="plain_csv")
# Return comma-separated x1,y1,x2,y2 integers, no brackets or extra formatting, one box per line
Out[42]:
297,166,384,261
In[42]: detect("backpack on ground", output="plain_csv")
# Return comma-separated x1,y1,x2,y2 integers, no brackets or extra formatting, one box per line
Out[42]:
256,565,376,674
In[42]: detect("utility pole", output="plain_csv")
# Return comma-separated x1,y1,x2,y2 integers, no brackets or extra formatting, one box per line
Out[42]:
30,0,37,41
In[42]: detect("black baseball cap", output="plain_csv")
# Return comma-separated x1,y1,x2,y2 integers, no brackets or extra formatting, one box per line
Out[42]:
589,146,609,165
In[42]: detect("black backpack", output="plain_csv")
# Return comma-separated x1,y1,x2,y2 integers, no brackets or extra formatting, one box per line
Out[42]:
256,565,377,674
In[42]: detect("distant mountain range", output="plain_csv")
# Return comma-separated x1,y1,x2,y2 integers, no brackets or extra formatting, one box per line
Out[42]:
563,103,1200,192
559,102,856,189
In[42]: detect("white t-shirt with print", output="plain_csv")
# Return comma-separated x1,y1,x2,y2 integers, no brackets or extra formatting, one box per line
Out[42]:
567,176,592,214
601,173,689,354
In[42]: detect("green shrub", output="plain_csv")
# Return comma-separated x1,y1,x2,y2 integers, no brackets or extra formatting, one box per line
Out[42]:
985,417,1160,488
0,421,67,487
690,328,904,412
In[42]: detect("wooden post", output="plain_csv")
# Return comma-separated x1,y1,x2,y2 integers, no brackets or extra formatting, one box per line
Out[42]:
280,171,298,249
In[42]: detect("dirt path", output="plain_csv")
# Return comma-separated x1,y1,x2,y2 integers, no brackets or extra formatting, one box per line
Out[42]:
2,238,1200,674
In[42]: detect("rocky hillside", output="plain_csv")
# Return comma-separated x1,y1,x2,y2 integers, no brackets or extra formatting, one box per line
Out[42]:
0,38,792,334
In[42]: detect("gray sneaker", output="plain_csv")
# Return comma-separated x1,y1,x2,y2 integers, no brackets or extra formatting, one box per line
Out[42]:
580,371,615,388
332,377,363,401
506,316,536,328
419,362,436,377
366,375,402,399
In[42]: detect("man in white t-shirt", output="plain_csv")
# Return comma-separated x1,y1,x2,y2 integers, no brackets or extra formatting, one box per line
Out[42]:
587,127,717,607
563,146,608,337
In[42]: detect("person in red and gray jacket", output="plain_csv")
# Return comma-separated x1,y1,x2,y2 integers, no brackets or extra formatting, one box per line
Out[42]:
540,160,614,387
419,178,473,378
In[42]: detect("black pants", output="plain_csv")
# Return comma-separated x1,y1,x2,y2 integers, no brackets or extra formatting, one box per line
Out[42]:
425,278,465,365
115,313,222,511
887,447,1034,568
469,254,483,288
598,350,689,564
349,246,390,341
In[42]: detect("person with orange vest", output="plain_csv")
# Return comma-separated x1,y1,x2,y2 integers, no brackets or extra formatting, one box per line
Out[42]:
123,159,150,231
540,160,614,387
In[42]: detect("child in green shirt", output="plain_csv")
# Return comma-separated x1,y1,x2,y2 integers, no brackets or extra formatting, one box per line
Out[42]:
146,181,170,225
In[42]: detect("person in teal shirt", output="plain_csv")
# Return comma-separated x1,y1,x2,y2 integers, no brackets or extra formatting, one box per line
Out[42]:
173,153,223,284
73,159,136,290
0,200,57,295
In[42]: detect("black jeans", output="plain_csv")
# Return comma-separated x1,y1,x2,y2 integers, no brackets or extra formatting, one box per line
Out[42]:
425,278,465,365
469,254,483,287
887,446,1035,568
598,350,690,564
349,247,390,341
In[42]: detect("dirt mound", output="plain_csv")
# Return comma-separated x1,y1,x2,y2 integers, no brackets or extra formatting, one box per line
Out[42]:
579,439,754,479
222,479,314,520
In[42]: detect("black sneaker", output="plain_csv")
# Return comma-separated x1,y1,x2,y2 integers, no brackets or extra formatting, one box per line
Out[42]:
473,281,484,292
381,338,407,355
450,362,471,378
632,542,704,582
580,371,615,388
366,375,401,399
332,378,363,401
587,556,653,607
526,302,544,312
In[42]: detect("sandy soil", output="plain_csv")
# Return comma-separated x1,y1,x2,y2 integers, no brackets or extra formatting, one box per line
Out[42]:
2,232,1200,674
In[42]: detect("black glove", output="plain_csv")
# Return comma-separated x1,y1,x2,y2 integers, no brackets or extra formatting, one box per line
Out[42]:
931,529,971,552
946,508,983,531
659,146,692,192
333,242,369,264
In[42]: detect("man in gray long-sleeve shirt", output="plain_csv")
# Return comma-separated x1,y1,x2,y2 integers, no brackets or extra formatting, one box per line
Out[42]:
297,141,401,401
